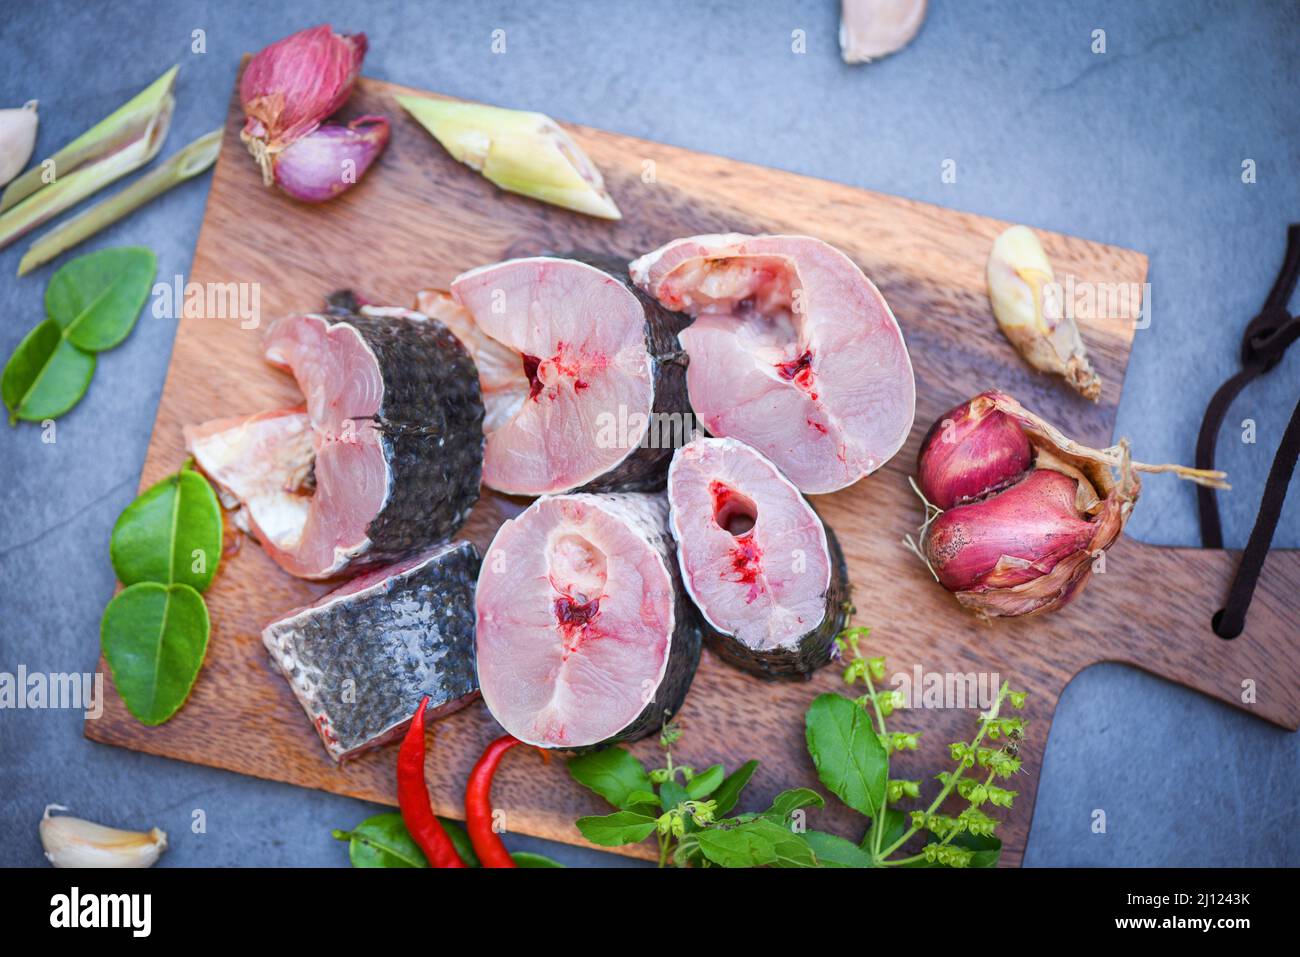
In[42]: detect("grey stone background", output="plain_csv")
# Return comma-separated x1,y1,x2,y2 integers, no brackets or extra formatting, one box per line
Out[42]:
0,0,1296,867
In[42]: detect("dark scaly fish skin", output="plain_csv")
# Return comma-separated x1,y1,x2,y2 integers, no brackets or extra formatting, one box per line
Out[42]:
581,492,703,746
325,298,485,569
553,254,693,494
702,520,852,680
263,540,482,762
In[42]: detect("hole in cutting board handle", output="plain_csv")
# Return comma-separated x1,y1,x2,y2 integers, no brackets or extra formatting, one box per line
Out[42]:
1211,607,1242,640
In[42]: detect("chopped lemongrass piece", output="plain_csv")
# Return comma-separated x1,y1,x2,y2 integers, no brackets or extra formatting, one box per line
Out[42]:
18,128,220,276
1,66,178,214
0,68,177,253
397,96,621,220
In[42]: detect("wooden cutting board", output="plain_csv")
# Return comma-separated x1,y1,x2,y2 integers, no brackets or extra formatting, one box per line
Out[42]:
86,72,1300,867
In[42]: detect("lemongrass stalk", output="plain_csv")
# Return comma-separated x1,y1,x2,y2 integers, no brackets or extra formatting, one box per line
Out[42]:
0,65,177,220
18,128,221,276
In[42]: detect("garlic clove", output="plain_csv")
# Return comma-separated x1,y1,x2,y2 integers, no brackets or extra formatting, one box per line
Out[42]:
839,0,928,64
987,225,1102,402
398,96,622,220
39,804,167,868
0,100,39,188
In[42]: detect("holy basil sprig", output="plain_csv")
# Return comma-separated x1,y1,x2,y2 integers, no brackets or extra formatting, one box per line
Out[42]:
817,627,1028,867
100,460,222,726
568,626,1029,868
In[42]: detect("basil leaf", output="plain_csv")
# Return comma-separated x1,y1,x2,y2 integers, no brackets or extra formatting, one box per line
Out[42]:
711,759,759,816
568,746,656,810
46,247,157,352
332,813,428,868
511,851,564,868
100,581,210,726
110,466,223,592
2,318,95,424
805,692,888,819
659,778,689,812
575,810,658,847
695,818,817,868
766,787,825,821
439,817,480,867
804,830,876,868
685,763,725,800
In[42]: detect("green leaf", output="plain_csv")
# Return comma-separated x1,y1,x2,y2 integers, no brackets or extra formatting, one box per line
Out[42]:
574,810,657,847
624,789,658,808
438,818,480,867
805,692,889,819
2,318,95,423
100,581,209,726
766,787,825,821
332,813,428,868
110,466,223,592
659,778,690,813
45,247,157,352
804,830,876,868
568,746,656,810
511,851,564,868
711,759,759,816
686,763,725,800
695,818,818,868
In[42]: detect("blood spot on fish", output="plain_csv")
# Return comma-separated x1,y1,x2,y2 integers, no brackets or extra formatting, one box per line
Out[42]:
807,418,828,435
726,536,764,603
555,594,601,658
775,349,816,391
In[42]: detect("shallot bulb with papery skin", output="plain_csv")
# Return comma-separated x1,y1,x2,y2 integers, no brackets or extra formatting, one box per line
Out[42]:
272,115,389,203
910,391,1229,619
239,24,368,184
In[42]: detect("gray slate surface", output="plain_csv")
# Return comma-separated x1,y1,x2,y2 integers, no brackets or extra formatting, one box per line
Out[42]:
0,0,1296,868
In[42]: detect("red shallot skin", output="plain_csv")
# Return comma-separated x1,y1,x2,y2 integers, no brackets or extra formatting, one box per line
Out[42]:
924,468,1094,593
273,115,389,203
240,24,367,150
916,391,1031,509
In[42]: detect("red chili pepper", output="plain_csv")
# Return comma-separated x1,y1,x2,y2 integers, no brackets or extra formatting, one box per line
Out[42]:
465,734,523,868
397,696,466,868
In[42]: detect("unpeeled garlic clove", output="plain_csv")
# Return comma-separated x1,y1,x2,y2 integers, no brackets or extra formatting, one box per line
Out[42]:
39,804,168,868
987,225,1102,402
0,100,39,188
839,0,928,64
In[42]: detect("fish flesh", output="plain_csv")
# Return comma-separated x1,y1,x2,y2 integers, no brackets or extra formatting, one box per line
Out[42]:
630,233,915,494
262,540,481,762
185,294,485,579
667,436,850,678
426,254,691,496
475,492,702,748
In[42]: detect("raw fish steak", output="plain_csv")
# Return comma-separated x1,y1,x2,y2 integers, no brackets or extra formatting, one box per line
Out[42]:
262,541,481,762
186,295,484,579
630,233,915,493
667,436,850,678
423,254,690,496
475,492,702,748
